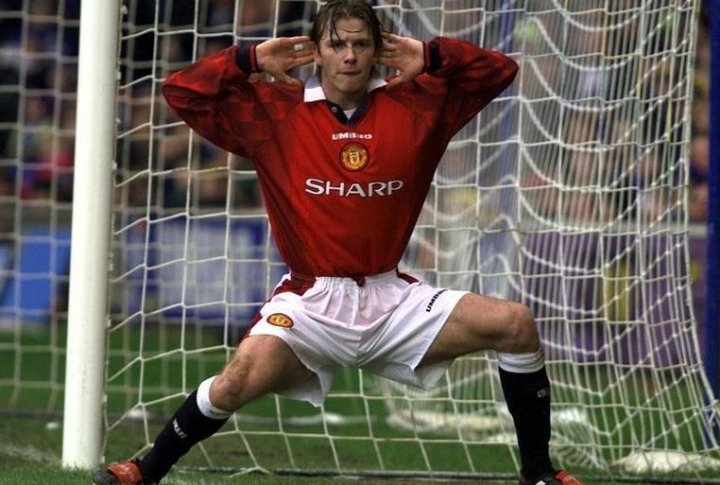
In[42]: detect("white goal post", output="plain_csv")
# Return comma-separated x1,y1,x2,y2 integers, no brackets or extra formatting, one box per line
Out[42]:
62,0,121,469
62,0,720,481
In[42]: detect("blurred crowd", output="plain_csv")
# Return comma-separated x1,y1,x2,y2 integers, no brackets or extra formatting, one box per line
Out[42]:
0,0,79,204
691,6,711,223
0,0,713,221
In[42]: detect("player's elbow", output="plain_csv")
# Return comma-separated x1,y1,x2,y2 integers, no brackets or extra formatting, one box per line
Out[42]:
498,53,519,88
161,78,183,109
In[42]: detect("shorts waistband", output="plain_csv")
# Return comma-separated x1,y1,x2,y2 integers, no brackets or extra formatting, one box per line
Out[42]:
290,269,410,288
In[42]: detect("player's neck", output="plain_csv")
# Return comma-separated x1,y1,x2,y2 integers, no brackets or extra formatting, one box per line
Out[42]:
319,80,365,110
325,92,364,110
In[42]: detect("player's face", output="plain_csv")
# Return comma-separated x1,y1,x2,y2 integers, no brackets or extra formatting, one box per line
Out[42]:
314,17,377,109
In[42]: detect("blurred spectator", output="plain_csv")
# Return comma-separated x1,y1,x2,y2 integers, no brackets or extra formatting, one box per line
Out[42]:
690,134,709,182
689,4,710,224
690,182,709,222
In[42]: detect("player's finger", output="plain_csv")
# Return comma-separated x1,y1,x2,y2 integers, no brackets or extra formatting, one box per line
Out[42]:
385,71,408,86
290,55,314,69
291,41,315,58
382,32,399,43
293,50,314,64
376,57,394,68
386,70,418,88
385,76,402,88
295,44,315,56
288,35,312,45
276,73,302,87
377,55,401,70
289,37,311,49
291,43,309,53
381,42,398,53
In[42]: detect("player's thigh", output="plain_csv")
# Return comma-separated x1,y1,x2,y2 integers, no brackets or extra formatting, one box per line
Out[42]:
420,293,538,366
212,335,314,408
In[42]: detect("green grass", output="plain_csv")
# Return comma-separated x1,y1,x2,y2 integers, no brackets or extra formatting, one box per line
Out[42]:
0,415,508,484
0,324,521,483
2,324,720,484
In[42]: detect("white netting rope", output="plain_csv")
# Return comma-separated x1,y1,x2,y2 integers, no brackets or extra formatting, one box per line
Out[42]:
101,0,720,480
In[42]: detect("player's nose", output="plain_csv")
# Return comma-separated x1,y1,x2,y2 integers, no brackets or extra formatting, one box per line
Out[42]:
344,47,358,62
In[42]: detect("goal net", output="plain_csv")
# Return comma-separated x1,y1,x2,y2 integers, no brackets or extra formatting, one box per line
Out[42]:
98,0,720,481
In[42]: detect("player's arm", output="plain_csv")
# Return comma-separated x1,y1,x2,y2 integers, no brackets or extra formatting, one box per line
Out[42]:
427,36,518,93
378,33,517,95
422,36,518,128
379,34,517,135
162,37,313,156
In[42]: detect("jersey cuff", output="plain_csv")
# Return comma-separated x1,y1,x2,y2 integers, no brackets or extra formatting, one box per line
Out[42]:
424,40,442,73
236,45,262,74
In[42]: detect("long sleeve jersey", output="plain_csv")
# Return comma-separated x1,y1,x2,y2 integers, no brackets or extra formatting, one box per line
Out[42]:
162,37,518,278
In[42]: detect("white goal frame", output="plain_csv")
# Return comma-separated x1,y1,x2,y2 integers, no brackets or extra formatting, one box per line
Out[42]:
61,0,121,470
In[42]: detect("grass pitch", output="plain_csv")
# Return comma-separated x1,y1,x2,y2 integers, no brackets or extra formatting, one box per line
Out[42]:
2,325,719,484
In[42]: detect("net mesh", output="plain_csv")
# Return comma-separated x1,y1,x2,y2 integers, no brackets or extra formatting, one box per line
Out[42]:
101,0,720,480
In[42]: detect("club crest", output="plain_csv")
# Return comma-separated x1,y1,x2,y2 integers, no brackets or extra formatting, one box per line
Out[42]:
267,313,294,328
340,142,369,171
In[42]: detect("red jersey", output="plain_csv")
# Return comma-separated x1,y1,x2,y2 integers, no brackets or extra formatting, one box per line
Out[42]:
163,37,517,278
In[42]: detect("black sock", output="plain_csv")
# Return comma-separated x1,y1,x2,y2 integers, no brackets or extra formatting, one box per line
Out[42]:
499,366,553,479
137,390,229,482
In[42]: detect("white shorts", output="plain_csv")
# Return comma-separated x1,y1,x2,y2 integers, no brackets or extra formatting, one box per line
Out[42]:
247,270,467,407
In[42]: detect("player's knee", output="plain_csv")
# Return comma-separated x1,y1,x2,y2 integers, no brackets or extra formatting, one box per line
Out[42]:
503,303,539,353
211,356,253,409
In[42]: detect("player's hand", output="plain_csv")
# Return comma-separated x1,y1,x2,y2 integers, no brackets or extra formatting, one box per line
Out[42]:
378,33,425,88
255,36,315,86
